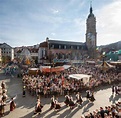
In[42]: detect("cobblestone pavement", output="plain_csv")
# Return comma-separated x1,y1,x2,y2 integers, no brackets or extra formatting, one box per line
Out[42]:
0,72,120,118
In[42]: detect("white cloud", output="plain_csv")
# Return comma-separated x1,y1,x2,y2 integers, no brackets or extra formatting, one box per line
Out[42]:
96,0,121,46
51,9,59,14
51,33,56,36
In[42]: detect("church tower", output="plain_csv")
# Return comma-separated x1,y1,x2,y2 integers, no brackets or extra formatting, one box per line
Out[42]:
86,2,97,59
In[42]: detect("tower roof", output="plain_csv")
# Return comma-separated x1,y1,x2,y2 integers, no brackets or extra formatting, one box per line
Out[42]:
88,1,94,18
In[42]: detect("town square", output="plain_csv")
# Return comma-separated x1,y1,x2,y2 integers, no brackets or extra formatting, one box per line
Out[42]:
0,0,121,118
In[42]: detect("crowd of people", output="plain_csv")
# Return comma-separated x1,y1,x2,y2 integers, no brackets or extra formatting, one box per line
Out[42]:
22,64,121,98
34,90,96,115
33,90,121,117
82,102,121,118
1,62,121,117
0,81,8,116
0,81,16,117
21,64,121,117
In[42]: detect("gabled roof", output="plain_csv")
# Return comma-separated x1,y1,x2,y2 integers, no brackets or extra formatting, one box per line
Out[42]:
0,43,12,48
39,41,48,47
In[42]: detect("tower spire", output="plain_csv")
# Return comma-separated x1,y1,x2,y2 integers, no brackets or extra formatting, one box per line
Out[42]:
90,0,93,14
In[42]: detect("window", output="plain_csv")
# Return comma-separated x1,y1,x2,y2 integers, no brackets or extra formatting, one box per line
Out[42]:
51,45,54,49
59,45,61,49
64,45,66,49
77,46,79,49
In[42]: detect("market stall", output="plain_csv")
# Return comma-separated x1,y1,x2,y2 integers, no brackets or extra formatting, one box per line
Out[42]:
69,74,92,86
28,68,39,75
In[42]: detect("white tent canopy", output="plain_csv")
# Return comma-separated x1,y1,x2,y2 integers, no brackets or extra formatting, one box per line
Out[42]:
62,65,71,69
69,74,92,86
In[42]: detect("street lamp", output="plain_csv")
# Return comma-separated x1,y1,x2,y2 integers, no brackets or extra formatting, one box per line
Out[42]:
102,52,106,65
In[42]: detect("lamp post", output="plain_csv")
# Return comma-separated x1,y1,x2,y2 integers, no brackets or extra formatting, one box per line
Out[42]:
102,52,106,65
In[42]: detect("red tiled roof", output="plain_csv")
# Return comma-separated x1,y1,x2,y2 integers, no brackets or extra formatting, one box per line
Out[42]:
39,41,48,47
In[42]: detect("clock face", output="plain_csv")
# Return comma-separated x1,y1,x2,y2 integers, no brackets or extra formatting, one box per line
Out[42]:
91,35,95,41
87,33,95,40
87,33,92,39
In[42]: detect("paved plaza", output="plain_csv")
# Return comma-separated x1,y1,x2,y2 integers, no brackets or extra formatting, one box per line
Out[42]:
0,72,120,118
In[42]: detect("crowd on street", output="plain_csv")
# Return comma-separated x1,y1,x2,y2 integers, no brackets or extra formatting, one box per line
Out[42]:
21,64,121,117
0,63,121,117
82,102,121,118
22,64,121,98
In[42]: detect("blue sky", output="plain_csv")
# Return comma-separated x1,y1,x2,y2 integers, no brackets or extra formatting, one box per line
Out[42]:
0,0,121,47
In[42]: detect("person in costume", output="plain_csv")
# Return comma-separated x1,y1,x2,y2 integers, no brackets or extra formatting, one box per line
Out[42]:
86,90,90,100
76,92,83,105
0,100,6,117
89,91,95,102
50,95,55,110
64,94,70,106
54,98,61,111
34,99,43,114
10,97,16,111
112,85,115,95
69,96,75,109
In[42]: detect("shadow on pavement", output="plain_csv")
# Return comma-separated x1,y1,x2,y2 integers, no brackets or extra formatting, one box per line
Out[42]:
66,106,81,118
44,110,60,118
56,108,71,118
82,102,94,114
19,111,34,118
109,94,113,102
112,94,121,104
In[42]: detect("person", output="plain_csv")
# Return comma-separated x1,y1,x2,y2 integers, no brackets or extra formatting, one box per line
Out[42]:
50,95,55,110
34,99,43,114
2,93,8,102
54,99,61,111
64,94,70,106
10,97,16,111
99,107,105,118
76,92,83,105
1,81,6,90
0,100,6,117
69,96,75,109
23,85,26,97
112,85,115,95
89,91,95,102
86,90,90,100
115,86,119,95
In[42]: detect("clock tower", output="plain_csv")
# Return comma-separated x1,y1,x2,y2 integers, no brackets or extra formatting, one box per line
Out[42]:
86,2,97,58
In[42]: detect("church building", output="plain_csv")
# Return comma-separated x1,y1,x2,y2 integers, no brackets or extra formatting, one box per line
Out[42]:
38,3,97,63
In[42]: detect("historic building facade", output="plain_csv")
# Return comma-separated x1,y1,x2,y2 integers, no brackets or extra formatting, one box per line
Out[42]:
86,4,97,59
38,38,87,64
0,43,14,63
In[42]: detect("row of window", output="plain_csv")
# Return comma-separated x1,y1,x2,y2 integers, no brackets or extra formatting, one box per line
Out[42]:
1,51,11,54
1,48,11,51
49,44,85,50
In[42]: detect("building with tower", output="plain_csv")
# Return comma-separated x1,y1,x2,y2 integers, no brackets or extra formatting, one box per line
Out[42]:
86,3,97,59
38,3,97,64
